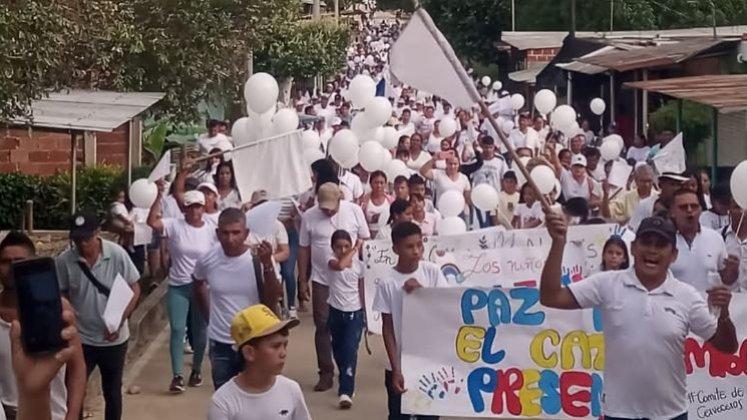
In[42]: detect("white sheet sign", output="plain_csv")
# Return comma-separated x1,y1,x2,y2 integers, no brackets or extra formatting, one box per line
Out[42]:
401,288,747,419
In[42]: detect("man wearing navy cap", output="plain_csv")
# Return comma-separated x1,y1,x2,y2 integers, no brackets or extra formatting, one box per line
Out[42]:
540,212,737,420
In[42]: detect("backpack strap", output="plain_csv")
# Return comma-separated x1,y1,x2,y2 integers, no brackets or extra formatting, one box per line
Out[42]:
77,261,111,298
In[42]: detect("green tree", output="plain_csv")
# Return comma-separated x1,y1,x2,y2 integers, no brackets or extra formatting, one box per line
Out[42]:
422,0,510,65
0,1,75,122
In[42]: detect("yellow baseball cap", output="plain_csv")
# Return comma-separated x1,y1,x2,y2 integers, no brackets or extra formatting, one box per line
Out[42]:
230,304,300,348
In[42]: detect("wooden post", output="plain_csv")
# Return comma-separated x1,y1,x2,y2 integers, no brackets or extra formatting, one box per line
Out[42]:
24,200,33,233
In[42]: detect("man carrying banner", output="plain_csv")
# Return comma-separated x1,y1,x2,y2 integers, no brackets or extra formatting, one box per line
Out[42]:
540,212,738,420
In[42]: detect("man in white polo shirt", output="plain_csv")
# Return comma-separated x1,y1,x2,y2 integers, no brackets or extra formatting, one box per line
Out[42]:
669,189,740,292
540,212,737,420
298,183,370,392
193,208,282,390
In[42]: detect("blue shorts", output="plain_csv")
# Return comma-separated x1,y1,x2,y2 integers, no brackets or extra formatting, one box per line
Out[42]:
147,232,162,251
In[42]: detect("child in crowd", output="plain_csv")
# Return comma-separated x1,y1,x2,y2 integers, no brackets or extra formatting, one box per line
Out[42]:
208,305,309,420
326,230,365,409
600,236,630,271
393,176,410,201
513,183,543,229
110,188,135,251
376,199,414,240
373,222,448,420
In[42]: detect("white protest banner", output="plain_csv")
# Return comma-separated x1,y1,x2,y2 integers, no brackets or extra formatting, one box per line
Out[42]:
363,224,631,333
401,287,747,419
231,130,311,201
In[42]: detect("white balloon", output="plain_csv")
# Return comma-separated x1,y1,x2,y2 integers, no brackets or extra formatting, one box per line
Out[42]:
562,121,581,138
383,159,408,181
600,139,622,161
129,179,158,209
590,98,606,115
551,105,577,131
510,93,525,110
244,72,279,114
481,76,491,87
380,126,399,149
301,130,321,150
271,108,299,135
348,75,376,108
471,184,500,211
339,149,360,169
534,89,557,115
380,148,393,167
502,119,515,134
359,141,386,171
439,117,458,138
230,117,252,145
303,147,325,167
437,190,465,218
362,97,392,127
604,134,625,152
530,165,557,195
492,81,503,91
329,129,359,164
438,216,467,236
730,160,747,208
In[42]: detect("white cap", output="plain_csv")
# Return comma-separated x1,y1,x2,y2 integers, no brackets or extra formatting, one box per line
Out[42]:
197,182,218,195
184,190,206,207
571,154,587,167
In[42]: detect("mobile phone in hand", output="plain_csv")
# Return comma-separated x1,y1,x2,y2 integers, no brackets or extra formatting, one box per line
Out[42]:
12,257,65,355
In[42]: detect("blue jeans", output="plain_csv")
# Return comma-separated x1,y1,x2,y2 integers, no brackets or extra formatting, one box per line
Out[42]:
210,340,241,390
167,284,206,377
328,307,364,396
280,227,299,309
475,209,494,228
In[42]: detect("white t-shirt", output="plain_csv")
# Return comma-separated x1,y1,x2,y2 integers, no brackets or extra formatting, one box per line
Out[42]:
559,169,601,201
699,210,730,231
247,220,289,272
671,228,728,292
372,262,448,367
407,151,431,170
0,319,68,420
193,246,260,344
163,218,218,286
339,171,364,202
628,195,657,230
110,202,130,221
568,269,716,419
627,146,651,163
433,170,470,201
218,189,242,210
198,133,233,156
471,157,508,190
327,259,364,312
299,202,370,285
508,128,528,149
208,375,311,420
514,202,543,227
162,195,183,219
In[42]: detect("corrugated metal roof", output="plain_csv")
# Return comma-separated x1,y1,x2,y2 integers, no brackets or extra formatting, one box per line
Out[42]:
575,38,732,72
556,45,619,74
624,74,747,113
509,62,548,83
500,25,747,50
12,90,165,132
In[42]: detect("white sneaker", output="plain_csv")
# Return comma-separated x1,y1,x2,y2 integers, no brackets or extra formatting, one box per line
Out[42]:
338,394,353,409
288,308,298,319
184,342,194,355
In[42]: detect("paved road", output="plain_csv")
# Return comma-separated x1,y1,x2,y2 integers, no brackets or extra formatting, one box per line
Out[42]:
105,310,470,420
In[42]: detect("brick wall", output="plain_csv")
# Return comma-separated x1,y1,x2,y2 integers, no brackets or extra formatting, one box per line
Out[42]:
0,123,129,175
527,47,560,63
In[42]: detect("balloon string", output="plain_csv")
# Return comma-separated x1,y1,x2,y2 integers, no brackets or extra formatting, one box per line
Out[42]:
736,210,745,238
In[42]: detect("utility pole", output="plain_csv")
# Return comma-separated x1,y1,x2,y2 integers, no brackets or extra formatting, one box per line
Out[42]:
570,0,576,38
512,0,516,31
334,0,339,20
710,0,717,38
610,0,614,32
313,0,321,20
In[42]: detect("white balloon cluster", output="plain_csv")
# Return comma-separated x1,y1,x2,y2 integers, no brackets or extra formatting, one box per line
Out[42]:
600,134,624,161
232,73,299,146
129,179,158,208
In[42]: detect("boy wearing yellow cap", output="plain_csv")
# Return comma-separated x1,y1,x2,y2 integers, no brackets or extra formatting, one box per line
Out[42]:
207,305,310,420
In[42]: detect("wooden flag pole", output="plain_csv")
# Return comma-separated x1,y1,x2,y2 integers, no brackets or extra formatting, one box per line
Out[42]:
188,130,303,164
410,7,553,210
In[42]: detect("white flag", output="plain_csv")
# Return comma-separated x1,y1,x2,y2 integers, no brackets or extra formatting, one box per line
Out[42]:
389,8,478,109
231,130,312,201
148,149,172,182
652,132,686,174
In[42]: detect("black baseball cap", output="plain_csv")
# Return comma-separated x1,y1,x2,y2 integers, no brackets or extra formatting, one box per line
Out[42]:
69,211,99,240
636,216,676,246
